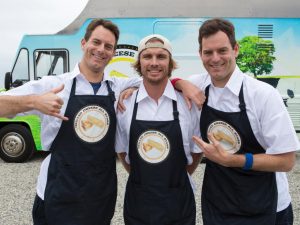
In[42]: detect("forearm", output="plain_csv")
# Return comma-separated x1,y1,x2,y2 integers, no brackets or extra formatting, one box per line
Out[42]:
223,151,296,172
117,152,130,173
173,79,185,91
122,77,142,90
187,153,202,174
172,79,205,109
0,95,36,117
193,134,296,172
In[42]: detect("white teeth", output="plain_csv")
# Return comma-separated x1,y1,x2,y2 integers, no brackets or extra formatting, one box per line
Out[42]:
211,65,222,68
92,52,105,60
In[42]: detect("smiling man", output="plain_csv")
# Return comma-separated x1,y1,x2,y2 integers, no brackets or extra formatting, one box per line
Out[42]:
175,18,300,225
116,34,202,225
0,19,140,225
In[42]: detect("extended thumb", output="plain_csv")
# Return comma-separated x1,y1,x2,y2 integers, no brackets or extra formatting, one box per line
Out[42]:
52,84,64,94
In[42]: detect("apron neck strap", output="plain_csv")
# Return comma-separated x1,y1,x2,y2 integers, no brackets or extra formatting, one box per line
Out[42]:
70,78,77,96
172,100,179,121
238,83,246,111
204,83,246,111
70,79,116,102
105,80,116,102
132,91,179,121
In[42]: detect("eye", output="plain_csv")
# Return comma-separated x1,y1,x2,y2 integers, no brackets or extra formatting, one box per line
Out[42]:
105,44,114,51
157,54,168,60
203,50,212,56
219,48,228,54
142,54,152,59
92,40,100,45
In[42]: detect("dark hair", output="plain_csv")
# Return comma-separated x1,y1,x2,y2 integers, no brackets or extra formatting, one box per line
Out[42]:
132,38,178,78
198,18,236,51
84,19,120,48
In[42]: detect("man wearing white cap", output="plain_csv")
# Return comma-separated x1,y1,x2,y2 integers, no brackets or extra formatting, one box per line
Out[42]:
116,34,202,225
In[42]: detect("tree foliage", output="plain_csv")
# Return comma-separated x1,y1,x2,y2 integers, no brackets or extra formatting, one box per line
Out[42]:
236,36,276,77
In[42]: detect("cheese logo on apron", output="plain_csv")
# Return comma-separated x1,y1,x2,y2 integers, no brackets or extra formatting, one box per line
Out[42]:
208,120,242,154
74,105,110,143
137,130,170,163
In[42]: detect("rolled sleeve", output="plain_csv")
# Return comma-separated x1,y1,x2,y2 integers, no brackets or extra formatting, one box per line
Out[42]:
259,89,300,154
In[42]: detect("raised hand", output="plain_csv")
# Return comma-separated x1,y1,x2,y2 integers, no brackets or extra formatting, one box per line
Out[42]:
34,84,68,120
193,133,230,167
175,80,206,110
117,87,137,113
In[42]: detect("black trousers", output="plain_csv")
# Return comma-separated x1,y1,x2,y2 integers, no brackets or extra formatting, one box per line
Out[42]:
275,204,294,225
32,195,48,225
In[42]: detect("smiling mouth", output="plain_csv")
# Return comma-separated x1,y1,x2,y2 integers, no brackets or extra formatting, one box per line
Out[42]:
148,71,162,77
148,68,162,73
92,53,106,61
210,63,225,69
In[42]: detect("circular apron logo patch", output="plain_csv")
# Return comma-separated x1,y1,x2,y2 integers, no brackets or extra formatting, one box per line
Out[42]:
74,105,110,143
207,121,242,154
137,130,170,164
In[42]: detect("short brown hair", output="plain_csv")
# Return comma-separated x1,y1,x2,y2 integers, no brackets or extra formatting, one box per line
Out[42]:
84,19,120,48
198,18,236,51
132,38,178,78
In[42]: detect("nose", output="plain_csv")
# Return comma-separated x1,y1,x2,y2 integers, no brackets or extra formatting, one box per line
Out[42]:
211,52,221,62
150,57,159,66
96,43,105,52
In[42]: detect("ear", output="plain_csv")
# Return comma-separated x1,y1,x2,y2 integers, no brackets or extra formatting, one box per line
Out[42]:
199,49,203,60
234,43,239,57
81,38,86,50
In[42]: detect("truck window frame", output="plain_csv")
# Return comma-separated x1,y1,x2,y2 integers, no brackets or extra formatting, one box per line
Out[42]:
11,48,30,83
33,48,70,79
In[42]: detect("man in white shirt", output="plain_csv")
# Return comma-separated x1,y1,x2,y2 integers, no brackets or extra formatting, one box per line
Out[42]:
0,19,140,225
116,34,202,225
175,18,300,225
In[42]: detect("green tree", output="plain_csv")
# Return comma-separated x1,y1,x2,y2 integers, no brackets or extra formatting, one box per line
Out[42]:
236,36,276,77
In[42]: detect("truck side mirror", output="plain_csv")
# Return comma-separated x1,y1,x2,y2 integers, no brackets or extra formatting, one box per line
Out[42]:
4,72,12,90
287,89,294,99
11,79,24,88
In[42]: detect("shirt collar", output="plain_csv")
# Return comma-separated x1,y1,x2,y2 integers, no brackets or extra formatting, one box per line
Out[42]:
205,65,244,97
136,79,177,103
67,63,81,80
225,66,244,96
67,63,116,85
103,72,116,85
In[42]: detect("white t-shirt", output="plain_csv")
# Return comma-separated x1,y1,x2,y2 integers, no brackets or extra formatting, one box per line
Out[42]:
188,66,300,212
2,63,141,200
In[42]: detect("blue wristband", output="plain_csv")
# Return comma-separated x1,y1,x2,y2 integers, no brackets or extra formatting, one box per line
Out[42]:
243,153,253,170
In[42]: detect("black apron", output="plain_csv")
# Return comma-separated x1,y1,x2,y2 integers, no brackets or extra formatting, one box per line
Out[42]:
44,79,117,225
200,84,277,225
124,96,196,225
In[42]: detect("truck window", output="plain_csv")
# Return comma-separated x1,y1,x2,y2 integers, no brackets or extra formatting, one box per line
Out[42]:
11,48,29,83
34,49,69,79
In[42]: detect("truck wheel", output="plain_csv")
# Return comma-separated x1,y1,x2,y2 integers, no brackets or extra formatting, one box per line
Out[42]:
0,124,35,163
